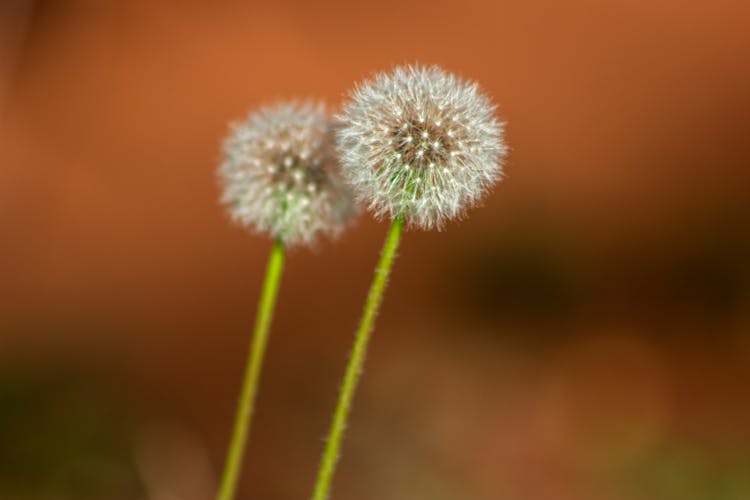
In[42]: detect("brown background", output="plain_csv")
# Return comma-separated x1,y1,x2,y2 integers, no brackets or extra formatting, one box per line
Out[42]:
1,1,750,499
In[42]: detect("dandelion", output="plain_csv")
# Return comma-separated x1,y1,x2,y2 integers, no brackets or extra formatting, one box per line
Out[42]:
220,101,355,247
311,66,507,500
336,64,506,229
217,101,355,500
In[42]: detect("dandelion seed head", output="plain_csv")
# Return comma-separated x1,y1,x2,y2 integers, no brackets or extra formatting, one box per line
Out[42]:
219,101,356,247
336,65,507,229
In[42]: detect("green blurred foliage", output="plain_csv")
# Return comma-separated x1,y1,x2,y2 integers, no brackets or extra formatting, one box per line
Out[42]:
0,365,144,500
622,442,750,500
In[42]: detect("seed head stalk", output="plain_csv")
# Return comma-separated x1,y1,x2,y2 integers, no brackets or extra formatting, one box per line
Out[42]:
217,240,286,500
311,215,405,500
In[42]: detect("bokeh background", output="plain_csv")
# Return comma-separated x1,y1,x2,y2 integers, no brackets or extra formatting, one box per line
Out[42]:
1,1,750,499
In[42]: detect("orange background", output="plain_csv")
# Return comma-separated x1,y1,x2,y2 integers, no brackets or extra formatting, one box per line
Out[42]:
1,1,749,499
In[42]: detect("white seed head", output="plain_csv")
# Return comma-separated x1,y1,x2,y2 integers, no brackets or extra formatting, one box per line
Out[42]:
337,65,507,229
219,101,356,247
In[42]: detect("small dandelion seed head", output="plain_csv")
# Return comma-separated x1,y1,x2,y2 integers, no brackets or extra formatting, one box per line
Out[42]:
218,101,356,247
336,65,507,230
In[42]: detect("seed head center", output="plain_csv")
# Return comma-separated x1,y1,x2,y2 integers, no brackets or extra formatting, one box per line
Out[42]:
391,116,454,169
271,154,325,193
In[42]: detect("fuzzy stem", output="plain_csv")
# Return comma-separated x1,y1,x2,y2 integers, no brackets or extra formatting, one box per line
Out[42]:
216,240,286,500
310,216,405,500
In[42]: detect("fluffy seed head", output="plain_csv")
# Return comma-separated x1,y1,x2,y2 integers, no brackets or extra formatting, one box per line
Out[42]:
219,101,356,247
337,65,507,229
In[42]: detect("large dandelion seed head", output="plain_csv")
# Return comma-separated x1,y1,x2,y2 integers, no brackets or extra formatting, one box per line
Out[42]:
219,101,356,247
337,65,507,229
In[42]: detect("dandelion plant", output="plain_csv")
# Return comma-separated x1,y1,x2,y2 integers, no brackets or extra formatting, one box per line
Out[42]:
311,66,507,500
217,101,355,500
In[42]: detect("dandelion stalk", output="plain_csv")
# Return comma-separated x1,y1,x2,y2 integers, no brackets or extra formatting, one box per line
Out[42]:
216,101,356,500
217,240,285,500
309,65,507,499
311,215,404,500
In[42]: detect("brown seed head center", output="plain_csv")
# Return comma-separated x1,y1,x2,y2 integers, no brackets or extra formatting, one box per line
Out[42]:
390,115,456,169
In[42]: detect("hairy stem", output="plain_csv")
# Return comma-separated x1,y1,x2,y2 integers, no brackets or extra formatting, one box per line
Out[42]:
311,216,405,500
217,240,286,500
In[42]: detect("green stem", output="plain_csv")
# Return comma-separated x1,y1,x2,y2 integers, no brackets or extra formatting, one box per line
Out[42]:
311,216,405,500
217,240,286,500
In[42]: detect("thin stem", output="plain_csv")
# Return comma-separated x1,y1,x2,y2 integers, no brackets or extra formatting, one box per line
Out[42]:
216,240,286,500
311,216,405,500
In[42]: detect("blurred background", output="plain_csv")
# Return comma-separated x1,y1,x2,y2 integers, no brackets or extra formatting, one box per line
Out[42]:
1,0,749,499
